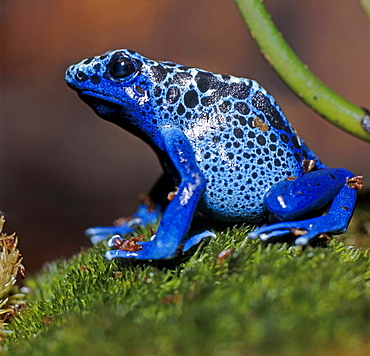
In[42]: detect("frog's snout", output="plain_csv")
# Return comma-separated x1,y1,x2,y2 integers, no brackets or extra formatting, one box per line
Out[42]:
65,63,86,83
65,64,77,88
65,57,103,90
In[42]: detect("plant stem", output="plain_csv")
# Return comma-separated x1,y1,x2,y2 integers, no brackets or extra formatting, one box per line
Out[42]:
234,0,370,143
360,0,370,21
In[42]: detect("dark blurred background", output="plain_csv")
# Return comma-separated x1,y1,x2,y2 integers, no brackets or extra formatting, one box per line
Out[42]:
1,0,369,273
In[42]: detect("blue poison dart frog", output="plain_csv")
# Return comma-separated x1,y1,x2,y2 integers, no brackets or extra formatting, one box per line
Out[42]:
65,49,363,261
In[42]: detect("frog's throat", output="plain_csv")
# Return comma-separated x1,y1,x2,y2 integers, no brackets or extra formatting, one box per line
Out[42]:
77,90,149,141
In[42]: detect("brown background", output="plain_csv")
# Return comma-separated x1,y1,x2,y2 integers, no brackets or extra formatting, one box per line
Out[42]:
1,0,369,272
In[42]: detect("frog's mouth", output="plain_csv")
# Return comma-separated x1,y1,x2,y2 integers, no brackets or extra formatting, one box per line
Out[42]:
78,90,124,107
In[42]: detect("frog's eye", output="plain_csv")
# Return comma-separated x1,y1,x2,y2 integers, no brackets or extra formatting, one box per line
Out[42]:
109,57,136,79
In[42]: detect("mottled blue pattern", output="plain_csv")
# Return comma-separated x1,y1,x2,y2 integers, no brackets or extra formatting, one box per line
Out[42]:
65,50,358,261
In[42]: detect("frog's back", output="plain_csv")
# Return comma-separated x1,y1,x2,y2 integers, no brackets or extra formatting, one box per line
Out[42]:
143,58,323,222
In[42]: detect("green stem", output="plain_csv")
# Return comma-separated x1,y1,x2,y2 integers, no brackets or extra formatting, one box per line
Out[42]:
234,0,370,143
360,0,370,21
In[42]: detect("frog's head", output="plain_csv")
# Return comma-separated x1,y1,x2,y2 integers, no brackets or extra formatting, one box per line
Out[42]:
65,49,162,137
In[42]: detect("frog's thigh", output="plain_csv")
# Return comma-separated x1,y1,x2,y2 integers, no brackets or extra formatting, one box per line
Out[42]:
264,168,354,221
249,168,357,244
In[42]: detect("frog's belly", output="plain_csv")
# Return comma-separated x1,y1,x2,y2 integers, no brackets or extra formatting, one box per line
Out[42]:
195,147,304,223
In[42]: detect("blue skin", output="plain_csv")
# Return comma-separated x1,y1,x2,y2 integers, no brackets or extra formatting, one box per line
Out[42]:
65,49,359,261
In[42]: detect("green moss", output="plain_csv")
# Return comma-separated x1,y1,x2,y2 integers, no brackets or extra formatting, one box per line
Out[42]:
1,202,370,355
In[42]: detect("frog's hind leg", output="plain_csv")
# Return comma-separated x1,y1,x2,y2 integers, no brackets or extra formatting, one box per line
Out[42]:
249,168,361,244
86,173,172,244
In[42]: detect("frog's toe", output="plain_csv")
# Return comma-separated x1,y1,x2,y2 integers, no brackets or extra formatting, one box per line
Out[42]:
249,227,290,240
105,247,151,261
105,249,139,260
90,234,110,245
105,240,173,261
183,231,216,252
85,227,105,238
259,229,293,241
261,229,318,245
294,235,311,245
85,225,135,244
249,226,294,244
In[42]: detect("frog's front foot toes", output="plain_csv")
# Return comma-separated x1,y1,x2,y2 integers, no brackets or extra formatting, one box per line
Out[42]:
85,221,139,244
86,204,162,244
105,237,158,260
105,230,216,261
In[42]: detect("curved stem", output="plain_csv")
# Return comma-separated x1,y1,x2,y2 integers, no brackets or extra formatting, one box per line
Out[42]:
360,0,370,21
234,0,370,143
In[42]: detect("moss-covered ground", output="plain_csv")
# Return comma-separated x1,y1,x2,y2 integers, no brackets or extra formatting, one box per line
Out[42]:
1,194,370,355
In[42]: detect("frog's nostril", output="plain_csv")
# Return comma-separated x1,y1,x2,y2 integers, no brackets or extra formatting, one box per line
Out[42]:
75,71,89,82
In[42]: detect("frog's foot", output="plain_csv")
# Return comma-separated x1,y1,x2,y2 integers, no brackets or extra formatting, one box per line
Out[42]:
105,231,216,260
249,218,338,245
250,168,359,245
86,204,161,244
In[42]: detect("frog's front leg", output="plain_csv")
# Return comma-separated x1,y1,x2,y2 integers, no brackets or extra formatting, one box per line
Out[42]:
105,127,215,261
250,168,361,244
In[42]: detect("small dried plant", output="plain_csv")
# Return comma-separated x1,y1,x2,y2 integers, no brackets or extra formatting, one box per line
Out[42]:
0,216,25,333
